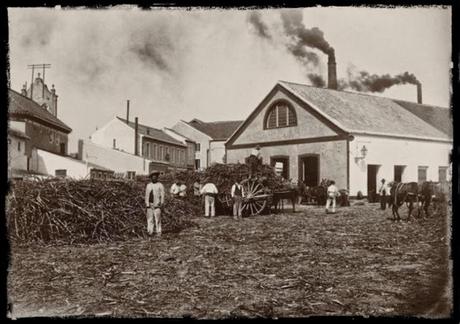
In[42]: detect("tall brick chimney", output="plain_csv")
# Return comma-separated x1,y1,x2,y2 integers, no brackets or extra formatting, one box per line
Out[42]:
126,100,130,123
327,49,338,90
134,117,139,156
416,82,422,104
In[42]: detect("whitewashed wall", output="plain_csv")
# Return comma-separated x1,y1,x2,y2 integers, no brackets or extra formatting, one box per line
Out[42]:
349,135,452,196
30,148,89,178
171,121,211,169
9,120,26,132
80,140,152,175
90,118,139,154
8,136,28,174
209,141,226,164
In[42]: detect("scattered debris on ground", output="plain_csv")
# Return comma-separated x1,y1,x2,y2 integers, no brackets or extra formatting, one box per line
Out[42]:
7,203,451,319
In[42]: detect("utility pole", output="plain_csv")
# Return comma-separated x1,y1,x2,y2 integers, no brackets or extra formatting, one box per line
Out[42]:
27,64,51,99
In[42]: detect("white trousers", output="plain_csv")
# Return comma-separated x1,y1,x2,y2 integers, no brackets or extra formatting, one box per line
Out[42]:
204,196,215,217
325,197,336,213
147,207,162,235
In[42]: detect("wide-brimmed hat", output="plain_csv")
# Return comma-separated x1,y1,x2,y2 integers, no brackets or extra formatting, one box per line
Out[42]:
149,171,160,177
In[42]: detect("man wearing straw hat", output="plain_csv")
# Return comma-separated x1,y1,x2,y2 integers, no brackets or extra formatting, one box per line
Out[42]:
145,171,165,237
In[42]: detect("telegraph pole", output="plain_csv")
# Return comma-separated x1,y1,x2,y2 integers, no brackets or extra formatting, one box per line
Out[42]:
27,64,51,99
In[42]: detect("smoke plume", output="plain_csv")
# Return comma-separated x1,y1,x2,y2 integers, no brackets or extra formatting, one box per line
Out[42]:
345,69,420,93
280,10,334,56
247,12,271,40
307,73,326,87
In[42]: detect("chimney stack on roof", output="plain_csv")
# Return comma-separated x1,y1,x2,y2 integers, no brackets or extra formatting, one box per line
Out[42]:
126,100,130,124
327,49,338,90
416,82,422,104
134,117,139,156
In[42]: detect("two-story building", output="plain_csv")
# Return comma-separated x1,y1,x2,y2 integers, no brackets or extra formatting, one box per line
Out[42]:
88,116,189,175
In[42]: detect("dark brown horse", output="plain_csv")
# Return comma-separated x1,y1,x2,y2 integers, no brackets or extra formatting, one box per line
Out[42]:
389,181,420,221
419,181,448,217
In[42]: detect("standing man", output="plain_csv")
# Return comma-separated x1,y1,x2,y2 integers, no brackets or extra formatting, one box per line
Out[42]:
145,171,165,237
378,178,388,210
325,180,339,214
178,181,187,198
200,178,218,217
170,179,180,197
231,178,245,220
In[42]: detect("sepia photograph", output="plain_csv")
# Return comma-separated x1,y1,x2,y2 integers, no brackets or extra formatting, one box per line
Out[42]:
5,5,454,319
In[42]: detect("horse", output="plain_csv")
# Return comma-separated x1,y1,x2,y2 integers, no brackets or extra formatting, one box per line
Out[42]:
389,181,420,221
304,179,331,206
419,181,448,217
272,189,297,213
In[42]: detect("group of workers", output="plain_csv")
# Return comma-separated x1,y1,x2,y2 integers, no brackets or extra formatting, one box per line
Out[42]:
144,171,248,238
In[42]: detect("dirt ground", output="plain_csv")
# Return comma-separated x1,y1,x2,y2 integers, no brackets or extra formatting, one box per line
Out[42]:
7,202,452,319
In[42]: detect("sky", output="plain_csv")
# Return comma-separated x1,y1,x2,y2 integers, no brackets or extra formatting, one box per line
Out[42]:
8,6,452,153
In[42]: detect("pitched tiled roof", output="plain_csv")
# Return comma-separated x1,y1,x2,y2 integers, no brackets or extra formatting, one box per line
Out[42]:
163,127,196,143
186,119,244,140
8,89,72,133
116,117,185,147
278,81,451,141
392,99,452,138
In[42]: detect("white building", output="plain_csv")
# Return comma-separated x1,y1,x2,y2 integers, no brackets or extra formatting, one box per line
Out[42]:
87,116,190,176
171,118,243,170
226,81,452,198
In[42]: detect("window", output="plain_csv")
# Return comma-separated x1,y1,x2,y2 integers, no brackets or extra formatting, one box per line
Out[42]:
127,171,136,180
159,146,163,160
264,101,297,129
145,143,150,157
195,159,200,170
195,143,201,152
439,166,448,183
17,141,21,151
49,132,53,143
55,169,67,177
153,144,157,160
113,139,116,148
418,166,428,183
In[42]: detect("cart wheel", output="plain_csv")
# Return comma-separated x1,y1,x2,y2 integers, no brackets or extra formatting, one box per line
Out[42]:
242,179,268,216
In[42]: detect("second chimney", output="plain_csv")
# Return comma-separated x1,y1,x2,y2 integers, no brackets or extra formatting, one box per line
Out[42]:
134,117,139,156
327,49,338,90
416,83,422,104
126,100,130,123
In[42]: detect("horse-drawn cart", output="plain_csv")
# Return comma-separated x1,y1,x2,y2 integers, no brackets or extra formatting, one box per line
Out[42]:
217,177,296,216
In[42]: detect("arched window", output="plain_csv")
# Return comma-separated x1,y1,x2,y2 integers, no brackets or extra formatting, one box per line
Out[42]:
264,101,297,129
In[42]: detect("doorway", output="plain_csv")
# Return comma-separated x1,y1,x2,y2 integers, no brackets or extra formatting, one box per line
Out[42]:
367,164,380,202
394,165,406,182
270,156,289,179
60,143,66,155
299,154,319,187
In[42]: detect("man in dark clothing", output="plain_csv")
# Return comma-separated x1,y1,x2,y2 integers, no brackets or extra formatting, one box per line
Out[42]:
231,179,245,220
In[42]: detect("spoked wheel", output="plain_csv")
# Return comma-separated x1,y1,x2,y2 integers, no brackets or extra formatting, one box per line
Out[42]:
242,179,270,216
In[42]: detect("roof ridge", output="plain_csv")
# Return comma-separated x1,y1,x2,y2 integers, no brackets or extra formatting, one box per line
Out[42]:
279,80,445,108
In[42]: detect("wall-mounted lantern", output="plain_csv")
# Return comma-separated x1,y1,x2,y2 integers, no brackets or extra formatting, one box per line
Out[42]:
355,145,368,162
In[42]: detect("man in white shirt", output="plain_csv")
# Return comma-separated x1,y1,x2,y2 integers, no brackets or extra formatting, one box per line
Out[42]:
231,179,245,220
170,180,180,197
178,182,187,198
325,180,339,214
200,178,218,217
378,178,389,210
145,171,165,236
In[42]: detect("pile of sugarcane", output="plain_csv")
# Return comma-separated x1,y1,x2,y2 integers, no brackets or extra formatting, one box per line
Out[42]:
6,179,198,245
138,162,289,196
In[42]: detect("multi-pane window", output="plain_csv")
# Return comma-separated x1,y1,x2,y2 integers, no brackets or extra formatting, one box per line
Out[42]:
418,166,428,183
265,102,297,129
159,146,163,160
195,143,201,152
153,144,157,160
